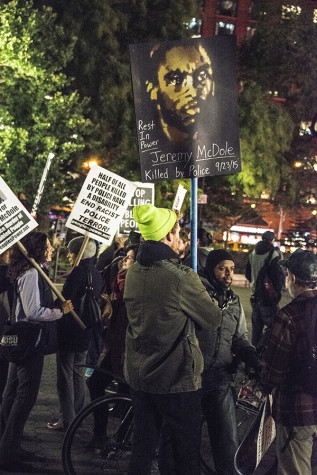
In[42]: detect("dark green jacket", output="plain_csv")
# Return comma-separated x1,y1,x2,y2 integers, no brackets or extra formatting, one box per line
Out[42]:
123,241,221,394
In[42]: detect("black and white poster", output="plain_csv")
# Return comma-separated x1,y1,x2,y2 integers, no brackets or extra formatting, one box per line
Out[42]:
130,35,241,182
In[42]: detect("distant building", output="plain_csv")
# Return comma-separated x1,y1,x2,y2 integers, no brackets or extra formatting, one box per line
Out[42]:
202,0,317,45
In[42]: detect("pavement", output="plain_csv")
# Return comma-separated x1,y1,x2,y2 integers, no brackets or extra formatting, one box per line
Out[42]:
0,282,294,474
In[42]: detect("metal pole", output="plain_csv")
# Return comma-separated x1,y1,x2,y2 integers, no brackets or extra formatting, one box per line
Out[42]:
31,152,55,217
190,177,198,272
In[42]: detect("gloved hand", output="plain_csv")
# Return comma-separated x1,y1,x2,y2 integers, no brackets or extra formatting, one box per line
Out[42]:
243,347,263,380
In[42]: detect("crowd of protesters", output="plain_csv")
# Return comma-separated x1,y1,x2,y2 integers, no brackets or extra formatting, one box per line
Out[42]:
0,205,316,474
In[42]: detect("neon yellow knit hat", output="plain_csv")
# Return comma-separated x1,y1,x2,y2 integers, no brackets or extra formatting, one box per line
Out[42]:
133,204,177,241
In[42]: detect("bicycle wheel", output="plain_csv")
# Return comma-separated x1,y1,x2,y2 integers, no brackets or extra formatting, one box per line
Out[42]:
62,394,133,475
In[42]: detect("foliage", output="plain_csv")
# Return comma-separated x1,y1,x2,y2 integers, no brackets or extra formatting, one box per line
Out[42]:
239,0,317,123
238,1,317,210
0,0,91,213
34,0,199,186
234,84,295,198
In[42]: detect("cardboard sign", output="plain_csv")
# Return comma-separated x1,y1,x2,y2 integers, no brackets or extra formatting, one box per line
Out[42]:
130,36,241,182
172,184,187,211
0,177,38,253
119,182,154,234
66,167,137,244
256,395,276,467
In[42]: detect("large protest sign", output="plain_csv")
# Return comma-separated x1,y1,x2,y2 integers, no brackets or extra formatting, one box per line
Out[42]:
66,166,137,244
0,177,38,254
119,182,154,235
130,35,241,182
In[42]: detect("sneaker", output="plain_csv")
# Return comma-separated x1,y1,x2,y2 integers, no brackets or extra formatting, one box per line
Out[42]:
47,420,65,431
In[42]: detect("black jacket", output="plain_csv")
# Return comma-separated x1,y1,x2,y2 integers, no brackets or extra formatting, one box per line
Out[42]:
58,258,103,352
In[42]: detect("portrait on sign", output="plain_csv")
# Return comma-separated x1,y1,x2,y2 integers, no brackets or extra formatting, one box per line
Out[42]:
130,36,241,182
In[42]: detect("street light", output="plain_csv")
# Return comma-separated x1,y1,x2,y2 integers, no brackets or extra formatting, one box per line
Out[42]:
83,159,99,170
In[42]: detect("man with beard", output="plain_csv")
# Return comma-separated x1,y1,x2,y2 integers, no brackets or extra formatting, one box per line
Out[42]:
199,249,261,475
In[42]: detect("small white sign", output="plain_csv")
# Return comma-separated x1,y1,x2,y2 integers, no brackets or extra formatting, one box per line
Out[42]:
172,184,187,211
0,177,38,253
66,166,137,244
119,182,154,234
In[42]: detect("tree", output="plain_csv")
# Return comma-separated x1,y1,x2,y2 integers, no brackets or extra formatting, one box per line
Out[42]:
234,84,295,198
0,0,91,220
238,0,317,212
34,0,199,183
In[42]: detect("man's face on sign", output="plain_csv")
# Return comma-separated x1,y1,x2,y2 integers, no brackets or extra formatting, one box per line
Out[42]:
150,45,214,141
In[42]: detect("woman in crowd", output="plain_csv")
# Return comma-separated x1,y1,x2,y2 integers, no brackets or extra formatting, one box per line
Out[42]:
85,243,139,449
47,235,103,432
0,232,73,472
0,248,13,403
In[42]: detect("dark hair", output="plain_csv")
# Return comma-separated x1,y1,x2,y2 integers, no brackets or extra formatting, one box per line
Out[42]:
124,244,140,257
149,41,211,87
7,232,48,282
294,277,317,289
198,228,213,247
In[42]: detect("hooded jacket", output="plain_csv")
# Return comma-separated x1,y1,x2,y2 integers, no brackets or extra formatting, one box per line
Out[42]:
245,240,283,300
198,274,258,389
123,240,221,394
58,257,103,352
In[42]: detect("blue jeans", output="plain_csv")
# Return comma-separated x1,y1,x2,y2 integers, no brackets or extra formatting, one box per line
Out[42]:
202,375,238,475
56,350,87,428
251,300,278,352
128,388,202,475
0,353,44,464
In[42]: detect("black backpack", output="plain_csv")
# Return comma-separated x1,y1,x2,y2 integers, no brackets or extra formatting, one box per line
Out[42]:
294,297,317,396
255,250,279,306
79,269,101,328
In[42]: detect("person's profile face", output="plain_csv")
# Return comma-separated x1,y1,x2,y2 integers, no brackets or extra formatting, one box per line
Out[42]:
155,45,214,132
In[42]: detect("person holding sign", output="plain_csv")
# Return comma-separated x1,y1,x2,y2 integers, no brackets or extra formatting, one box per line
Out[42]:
0,232,73,473
123,204,221,475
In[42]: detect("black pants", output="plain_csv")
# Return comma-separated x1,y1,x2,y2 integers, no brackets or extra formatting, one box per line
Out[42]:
0,353,44,464
128,388,202,475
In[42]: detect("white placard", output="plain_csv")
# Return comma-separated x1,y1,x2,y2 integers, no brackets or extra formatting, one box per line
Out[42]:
0,177,38,254
66,166,137,244
172,184,187,211
119,182,154,234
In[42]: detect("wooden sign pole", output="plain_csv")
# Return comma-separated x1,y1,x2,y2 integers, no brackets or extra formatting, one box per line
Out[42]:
17,241,86,330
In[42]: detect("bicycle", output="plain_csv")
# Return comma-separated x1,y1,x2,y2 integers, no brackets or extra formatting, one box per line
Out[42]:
62,367,260,474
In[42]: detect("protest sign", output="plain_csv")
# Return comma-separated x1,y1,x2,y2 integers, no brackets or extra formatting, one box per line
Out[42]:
119,182,154,235
130,35,241,182
0,177,38,254
172,184,187,212
66,166,137,244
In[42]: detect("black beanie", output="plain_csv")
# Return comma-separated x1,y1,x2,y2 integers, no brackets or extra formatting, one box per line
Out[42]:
206,250,234,281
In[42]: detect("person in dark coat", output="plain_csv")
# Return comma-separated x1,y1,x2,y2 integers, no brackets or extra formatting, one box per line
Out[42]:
0,249,13,403
199,249,261,475
47,236,102,431
84,244,139,450
245,231,284,353
0,232,73,472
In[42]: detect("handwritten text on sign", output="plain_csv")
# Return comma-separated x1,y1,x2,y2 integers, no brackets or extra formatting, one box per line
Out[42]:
0,177,38,254
66,166,137,244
